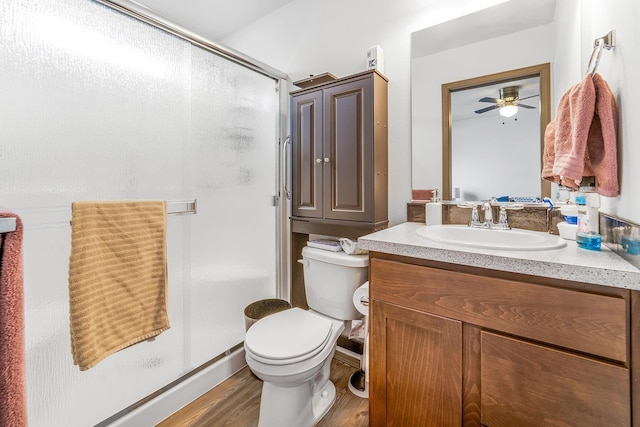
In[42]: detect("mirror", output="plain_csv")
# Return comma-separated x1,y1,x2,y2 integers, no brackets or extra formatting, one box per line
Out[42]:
442,64,552,200
409,0,557,202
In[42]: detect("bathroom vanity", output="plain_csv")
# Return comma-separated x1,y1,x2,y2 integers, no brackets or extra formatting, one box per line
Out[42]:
359,222,640,427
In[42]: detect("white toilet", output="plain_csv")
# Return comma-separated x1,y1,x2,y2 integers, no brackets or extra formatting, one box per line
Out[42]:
244,245,368,427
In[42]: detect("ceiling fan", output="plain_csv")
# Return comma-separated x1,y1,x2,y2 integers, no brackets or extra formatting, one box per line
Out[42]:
474,86,539,117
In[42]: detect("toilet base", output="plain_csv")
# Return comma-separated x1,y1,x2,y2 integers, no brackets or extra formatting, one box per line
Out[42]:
257,380,336,427
312,380,336,423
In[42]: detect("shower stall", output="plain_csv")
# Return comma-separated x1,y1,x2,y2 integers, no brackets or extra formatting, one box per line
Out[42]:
0,0,288,425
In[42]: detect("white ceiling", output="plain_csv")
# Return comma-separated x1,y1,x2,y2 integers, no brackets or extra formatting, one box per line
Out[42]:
129,0,295,41
411,0,557,58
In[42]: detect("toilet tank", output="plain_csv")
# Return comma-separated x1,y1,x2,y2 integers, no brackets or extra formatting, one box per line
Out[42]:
301,246,368,320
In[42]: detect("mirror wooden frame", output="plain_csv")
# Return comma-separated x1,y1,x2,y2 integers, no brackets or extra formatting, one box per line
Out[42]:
441,63,552,201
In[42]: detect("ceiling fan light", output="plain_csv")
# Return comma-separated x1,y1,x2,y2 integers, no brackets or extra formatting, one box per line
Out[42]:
499,105,518,117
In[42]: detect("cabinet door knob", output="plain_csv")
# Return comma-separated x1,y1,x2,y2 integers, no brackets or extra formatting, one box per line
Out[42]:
316,158,322,164
324,158,330,163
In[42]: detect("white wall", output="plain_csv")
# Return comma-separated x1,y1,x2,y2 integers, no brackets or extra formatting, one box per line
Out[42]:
551,0,640,223
579,0,640,222
223,0,511,226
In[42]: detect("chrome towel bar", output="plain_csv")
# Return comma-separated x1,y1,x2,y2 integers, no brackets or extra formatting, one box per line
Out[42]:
586,30,615,76
0,199,197,233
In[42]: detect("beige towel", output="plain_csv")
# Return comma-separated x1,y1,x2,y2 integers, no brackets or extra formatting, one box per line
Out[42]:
68,201,169,370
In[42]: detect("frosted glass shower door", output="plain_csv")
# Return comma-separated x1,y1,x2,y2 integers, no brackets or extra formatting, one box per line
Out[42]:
187,46,279,366
1,0,282,424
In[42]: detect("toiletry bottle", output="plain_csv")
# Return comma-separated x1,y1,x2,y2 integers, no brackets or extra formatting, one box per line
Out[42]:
576,197,589,234
586,193,600,235
426,189,442,226
556,186,570,203
575,196,601,250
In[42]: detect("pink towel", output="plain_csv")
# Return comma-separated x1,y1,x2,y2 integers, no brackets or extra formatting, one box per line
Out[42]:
587,74,619,197
541,120,559,184
0,211,28,427
551,74,596,188
541,73,619,196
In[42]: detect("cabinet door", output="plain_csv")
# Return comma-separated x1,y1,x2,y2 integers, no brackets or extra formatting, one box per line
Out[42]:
370,300,462,427
323,78,374,222
481,331,630,427
291,90,323,218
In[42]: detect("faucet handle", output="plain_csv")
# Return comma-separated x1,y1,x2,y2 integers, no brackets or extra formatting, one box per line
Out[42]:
503,203,524,210
470,205,482,227
456,202,475,209
457,203,483,227
495,204,524,230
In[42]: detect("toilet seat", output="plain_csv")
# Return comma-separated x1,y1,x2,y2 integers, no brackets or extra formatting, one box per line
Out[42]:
245,308,333,365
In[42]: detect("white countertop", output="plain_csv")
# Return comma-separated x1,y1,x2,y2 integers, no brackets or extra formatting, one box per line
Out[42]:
358,222,640,291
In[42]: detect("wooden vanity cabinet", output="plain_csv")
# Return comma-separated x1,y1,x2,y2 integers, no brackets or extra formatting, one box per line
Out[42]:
371,300,463,426
481,331,630,426
290,69,388,228
369,253,634,427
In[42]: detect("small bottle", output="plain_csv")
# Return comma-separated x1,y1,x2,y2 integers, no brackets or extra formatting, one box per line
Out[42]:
556,186,570,202
576,198,589,235
426,189,442,226
575,196,601,250
576,232,601,251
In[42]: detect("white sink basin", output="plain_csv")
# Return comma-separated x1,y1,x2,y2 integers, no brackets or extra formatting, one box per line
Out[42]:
416,225,567,251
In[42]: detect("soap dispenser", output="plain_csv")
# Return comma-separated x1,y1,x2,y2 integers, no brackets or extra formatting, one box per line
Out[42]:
426,189,442,226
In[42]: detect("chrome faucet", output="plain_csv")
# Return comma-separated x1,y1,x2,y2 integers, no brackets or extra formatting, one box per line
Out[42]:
482,202,494,228
459,201,524,229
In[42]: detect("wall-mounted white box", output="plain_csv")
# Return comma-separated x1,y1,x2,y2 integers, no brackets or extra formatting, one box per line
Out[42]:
367,45,384,73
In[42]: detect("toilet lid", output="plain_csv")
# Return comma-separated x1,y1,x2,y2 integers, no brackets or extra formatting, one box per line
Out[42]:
245,308,333,362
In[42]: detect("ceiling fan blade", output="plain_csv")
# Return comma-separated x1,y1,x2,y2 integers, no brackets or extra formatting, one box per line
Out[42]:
478,97,500,103
518,94,540,101
475,105,500,114
518,104,537,109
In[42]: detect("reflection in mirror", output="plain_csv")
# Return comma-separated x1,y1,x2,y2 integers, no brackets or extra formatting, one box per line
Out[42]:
450,76,540,200
442,64,551,201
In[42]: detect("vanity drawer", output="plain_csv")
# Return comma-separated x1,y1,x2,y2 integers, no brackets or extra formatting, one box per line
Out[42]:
370,258,628,362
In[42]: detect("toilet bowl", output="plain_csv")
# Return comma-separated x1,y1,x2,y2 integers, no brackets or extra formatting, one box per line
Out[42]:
245,308,344,426
244,246,368,427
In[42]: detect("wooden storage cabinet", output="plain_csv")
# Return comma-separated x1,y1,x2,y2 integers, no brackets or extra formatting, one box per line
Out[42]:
290,70,388,228
290,89,323,219
369,255,633,426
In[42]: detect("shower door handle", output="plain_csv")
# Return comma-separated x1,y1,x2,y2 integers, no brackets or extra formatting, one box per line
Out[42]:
282,135,291,200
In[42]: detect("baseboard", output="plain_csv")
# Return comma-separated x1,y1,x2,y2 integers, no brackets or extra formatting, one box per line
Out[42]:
107,348,247,427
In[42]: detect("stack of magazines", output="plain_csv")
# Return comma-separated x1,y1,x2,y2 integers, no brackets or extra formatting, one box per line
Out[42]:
307,239,342,252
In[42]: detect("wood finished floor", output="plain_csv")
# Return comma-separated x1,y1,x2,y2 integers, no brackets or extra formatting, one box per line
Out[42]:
156,357,369,427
